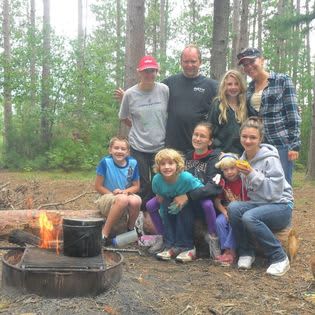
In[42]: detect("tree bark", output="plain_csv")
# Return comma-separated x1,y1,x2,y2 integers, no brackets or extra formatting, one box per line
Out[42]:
119,0,145,137
2,0,12,153
77,0,84,111
40,0,52,149
239,0,249,53
0,210,101,238
231,0,240,68
29,0,36,106
159,0,167,77
115,0,123,88
210,0,230,80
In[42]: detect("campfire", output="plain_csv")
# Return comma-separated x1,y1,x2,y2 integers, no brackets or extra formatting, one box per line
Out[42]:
39,211,61,254
2,212,123,298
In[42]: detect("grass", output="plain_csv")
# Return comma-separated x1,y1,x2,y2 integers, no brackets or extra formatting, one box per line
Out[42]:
2,169,96,181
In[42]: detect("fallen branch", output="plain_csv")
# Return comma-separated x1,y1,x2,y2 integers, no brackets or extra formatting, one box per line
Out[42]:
0,182,10,190
36,191,97,210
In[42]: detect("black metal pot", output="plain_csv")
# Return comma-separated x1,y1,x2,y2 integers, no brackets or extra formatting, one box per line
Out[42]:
63,218,104,257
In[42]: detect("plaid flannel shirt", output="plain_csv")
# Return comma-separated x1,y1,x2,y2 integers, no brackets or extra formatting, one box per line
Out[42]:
247,71,301,151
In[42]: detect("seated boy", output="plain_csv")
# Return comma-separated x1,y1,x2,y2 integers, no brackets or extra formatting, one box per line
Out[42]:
95,136,141,244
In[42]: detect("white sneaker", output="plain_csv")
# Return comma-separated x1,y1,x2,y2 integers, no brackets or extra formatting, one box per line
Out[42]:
238,256,255,269
175,247,196,263
266,256,290,276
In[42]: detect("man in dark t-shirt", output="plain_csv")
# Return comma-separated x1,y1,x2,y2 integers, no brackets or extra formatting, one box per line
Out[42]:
114,44,218,154
163,44,218,153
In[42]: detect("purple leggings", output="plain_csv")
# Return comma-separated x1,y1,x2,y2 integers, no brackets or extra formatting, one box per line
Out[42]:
146,197,217,235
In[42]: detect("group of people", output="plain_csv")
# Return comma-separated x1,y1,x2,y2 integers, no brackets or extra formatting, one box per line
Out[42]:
94,44,301,277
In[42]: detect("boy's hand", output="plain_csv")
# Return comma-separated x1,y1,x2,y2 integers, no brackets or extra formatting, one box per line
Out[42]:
113,189,126,195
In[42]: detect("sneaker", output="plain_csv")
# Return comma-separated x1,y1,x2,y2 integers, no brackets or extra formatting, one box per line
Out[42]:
101,236,112,247
214,253,236,267
156,247,181,261
175,247,196,263
205,234,221,259
148,235,164,254
237,256,255,269
266,256,290,276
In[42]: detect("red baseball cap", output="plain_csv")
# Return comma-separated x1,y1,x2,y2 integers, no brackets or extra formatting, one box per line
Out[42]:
137,56,159,71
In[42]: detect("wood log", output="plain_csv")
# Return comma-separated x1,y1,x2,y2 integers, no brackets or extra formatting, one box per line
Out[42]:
0,209,157,239
8,229,41,246
0,209,101,238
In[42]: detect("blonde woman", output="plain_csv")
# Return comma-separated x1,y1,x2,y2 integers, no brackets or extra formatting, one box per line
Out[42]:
208,69,247,155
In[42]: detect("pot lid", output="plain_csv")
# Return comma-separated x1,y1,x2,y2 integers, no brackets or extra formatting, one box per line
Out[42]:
63,217,104,227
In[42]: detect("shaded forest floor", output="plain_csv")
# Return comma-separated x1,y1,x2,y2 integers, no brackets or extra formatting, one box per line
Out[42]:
0,171,314,315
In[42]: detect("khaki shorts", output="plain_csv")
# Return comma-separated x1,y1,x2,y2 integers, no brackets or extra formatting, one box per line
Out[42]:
95,194,116,217
95,193,141,217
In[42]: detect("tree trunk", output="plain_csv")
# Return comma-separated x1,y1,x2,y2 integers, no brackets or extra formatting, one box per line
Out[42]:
40,0,52,150
76,0,84,112
231,0,240,68
159,0,167,77
0,210,101,238
239,0,249,53
2,0,12,153
115,0,123,88
119,0,145,137
210,0,230,80
275,0,285,72
29,0,36,106
257,0,262,50
306,80,315,180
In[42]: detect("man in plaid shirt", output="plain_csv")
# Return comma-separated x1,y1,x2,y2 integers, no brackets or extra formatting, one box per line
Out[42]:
237,48,301,185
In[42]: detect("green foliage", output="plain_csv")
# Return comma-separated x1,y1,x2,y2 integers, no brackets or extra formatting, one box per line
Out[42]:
1,0,314,172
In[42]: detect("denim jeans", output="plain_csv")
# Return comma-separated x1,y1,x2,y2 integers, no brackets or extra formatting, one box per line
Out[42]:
276,145,293,185
161,198,194,249
228,201,292,263
130,147,156,209
216,213,236,250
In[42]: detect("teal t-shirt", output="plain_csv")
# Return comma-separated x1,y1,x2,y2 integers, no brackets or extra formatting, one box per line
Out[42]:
152,170,203,201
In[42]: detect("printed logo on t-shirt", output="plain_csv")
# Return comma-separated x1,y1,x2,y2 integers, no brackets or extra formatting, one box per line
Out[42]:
126,166,134,188
194,87,205,93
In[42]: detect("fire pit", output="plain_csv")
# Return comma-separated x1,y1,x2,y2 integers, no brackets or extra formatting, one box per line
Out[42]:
2,247,123,298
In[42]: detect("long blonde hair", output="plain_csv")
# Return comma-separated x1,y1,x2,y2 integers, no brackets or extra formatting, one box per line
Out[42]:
216,70,247,124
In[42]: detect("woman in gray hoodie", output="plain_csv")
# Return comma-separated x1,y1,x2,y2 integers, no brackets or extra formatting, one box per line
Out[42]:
228,117,293,277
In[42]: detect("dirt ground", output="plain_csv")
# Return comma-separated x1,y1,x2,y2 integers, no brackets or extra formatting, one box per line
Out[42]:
0,171,314,315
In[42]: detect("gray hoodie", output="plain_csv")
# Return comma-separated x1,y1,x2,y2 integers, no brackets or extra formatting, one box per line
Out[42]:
240,144,293,204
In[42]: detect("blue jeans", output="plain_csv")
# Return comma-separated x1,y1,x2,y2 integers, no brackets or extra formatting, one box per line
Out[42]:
161,198,194,249
277,145,293,185
216,214,236,250
228,201,292,263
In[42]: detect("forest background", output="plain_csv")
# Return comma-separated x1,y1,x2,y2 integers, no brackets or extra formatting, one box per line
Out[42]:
1,0,315,178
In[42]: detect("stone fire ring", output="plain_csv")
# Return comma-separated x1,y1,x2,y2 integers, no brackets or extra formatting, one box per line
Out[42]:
2,248,123,298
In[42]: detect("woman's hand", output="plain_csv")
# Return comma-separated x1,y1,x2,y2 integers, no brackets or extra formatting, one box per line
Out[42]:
173,194,188,209
236,160,253,175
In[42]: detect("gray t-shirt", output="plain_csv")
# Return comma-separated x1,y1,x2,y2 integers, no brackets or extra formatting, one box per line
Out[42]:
119,82,169,152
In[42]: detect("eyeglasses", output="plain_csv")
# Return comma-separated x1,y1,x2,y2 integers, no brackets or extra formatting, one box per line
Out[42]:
143,68,157,73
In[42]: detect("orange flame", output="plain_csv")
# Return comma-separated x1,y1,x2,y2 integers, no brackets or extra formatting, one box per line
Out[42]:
39,211,60,255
